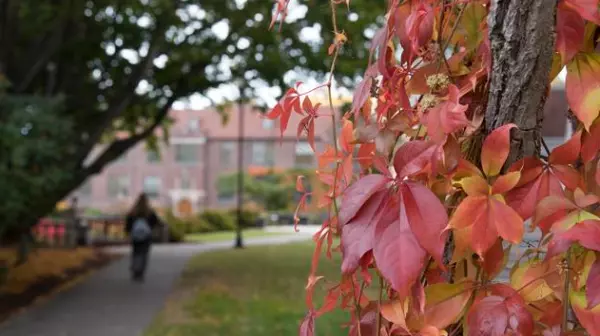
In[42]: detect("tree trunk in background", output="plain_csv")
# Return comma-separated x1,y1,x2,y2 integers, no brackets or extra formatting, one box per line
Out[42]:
485,0,557,166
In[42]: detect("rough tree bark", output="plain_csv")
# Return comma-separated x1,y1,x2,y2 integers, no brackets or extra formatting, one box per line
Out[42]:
485,0,558,166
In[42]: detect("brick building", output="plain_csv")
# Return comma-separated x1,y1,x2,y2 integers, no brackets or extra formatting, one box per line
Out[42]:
72,103,334,215
72,82,572,215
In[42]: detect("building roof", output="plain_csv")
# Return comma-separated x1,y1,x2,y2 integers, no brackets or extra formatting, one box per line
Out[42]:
170,104,337,141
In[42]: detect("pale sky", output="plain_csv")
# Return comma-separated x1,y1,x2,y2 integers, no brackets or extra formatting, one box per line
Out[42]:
123,1,568,111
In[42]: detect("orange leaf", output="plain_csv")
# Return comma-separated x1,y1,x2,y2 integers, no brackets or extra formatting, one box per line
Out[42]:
481,124,517,177
381,300,409,332
340,119,354,153
423,282,474,330
459,175,489,196
393,140,436,179
491,171,521,195
566,52,600,130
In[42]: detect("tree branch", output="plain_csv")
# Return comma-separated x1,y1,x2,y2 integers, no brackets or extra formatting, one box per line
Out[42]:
75,20,169,165
14,0,73,93
0,0,20,74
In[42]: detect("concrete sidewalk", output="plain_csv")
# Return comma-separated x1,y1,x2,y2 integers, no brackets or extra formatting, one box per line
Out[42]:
0,234,312,336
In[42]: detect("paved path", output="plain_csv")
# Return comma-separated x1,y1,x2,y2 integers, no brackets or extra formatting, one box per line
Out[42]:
0,234,313,336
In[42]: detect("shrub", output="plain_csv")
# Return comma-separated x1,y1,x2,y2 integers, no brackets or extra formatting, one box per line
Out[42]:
162,211,186,242
186,217,214,234
199,210,236,231
227,208,261,228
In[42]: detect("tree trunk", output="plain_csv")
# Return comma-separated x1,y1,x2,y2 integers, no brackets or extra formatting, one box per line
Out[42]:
485,0,557,166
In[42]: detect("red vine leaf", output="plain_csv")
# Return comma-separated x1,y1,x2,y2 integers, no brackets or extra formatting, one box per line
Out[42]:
340,190,388,273
564,0,600,25
467,286,534,336
422,85,470,144
373,196,427,296
556,2,586,64
401,181,449,267
570,289,600,336
393,140,436,179
587,258,600,309
298,309,315,336
481,123,517,177
405,1,434,55
582,121,600,162
338,174,390,226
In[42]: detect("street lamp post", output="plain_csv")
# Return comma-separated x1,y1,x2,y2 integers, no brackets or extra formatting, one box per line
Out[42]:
234,102,245,248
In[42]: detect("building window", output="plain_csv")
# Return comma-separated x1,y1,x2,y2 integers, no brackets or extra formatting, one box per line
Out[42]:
188,118,200,132
147,150,161,163
250,141,274,166
180,171,193,189
262,119,275,130
143,176,161,198
295,141,314,167
175,144,198,164
107,175,130,198
220,141,235,167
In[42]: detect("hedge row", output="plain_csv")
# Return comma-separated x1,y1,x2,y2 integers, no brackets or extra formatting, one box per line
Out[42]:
164,209,260,242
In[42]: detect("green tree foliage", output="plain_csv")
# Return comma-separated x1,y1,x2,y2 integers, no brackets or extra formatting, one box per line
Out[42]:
217,168,314,211
0,0,384,236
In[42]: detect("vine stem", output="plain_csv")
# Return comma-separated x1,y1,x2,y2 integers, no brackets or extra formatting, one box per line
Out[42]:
376,276,384,336
562,247,572,333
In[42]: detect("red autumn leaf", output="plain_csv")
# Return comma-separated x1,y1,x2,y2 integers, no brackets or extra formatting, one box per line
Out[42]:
349,305,378,336
299,309,315,336
357,143,376,171
318,145,338,168
266,87,302,137
467,296,509,335
338,174,390,226
547,219,600,259
351,66,377,118
316,286,340,317
549,130,582,165
340,118,355,154
506,154,580,221
566,52,600,130
341,190,388,273
394,1,416,65
556,2,586,64
587,258,600,309
481,123,517,177
564,0,600,25
574,188,600,207
481,239,508,278
296,175,305,193
373,196,427,296
449,194,523,257
570,289,600,336
393,140,436,179
405,1,434,55
582,121,600,162
467,287,534,336
422,85,470,144
401,181,449,267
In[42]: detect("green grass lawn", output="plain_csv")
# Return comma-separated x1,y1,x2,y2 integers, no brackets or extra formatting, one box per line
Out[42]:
185,228,285,243
144,242,350,336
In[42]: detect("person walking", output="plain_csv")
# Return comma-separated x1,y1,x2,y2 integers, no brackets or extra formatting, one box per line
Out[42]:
125,193,159,282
